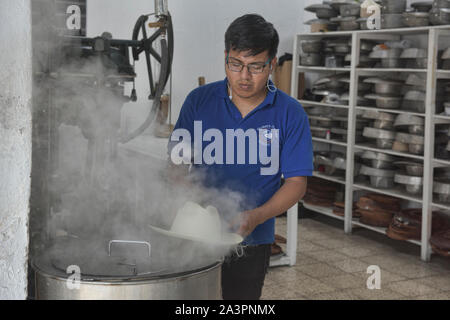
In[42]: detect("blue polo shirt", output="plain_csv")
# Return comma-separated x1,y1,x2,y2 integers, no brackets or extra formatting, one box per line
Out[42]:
168,78,313,245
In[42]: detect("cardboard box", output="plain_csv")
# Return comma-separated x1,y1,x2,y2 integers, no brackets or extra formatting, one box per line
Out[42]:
273,60,292,95
273,61,305,99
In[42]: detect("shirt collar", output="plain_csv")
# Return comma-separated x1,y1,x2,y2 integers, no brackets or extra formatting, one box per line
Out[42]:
215,77,276,107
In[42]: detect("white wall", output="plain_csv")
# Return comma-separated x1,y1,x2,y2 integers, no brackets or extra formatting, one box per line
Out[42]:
87,0,311,131
0,0,32,300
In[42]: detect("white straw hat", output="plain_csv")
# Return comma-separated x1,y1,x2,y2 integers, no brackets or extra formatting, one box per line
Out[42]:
149,201,242,245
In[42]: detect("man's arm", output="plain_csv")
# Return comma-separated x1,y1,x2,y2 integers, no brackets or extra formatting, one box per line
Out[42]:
237,176,307,237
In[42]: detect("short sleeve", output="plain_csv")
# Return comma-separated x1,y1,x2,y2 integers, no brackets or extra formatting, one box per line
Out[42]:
167,92,196,159
280,104,314,178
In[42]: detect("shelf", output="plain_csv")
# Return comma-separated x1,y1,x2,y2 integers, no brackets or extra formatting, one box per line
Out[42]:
295,25,450,262
437,70,450,79
297,25,450,37
299,99,349,109
301,201,345,222
297,31,353,38
354,143,424,161
434,158,450,167
312,171,346,185
297,66,350,72
432,201,450,211
434,114,450,124
312,137,347,147
353,182,423,203
356,106,425,117
357,68,427,75
351,220,421,246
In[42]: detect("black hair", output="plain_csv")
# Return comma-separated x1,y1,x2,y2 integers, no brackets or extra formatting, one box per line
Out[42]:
225,14,279,60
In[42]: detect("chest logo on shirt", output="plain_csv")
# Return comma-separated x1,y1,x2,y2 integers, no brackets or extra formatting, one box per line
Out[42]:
258,124,278,146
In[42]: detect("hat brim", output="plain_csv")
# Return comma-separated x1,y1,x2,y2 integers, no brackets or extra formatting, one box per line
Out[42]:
149,225,243,246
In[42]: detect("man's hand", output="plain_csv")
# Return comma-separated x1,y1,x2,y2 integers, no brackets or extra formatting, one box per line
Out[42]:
235,209,264,237
231,177,308,238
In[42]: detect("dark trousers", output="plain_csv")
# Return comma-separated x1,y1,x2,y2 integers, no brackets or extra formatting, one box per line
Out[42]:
221,244,271,300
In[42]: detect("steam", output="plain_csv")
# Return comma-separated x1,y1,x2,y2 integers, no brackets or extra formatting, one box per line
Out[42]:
32,0,247,276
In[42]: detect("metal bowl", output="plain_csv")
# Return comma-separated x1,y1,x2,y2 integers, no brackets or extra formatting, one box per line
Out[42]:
411,1,433,12
330,16,360,30
370,176,395,188
374,81,404,95
434,0,450,8
305,19,339,32
402,12,430,27
395,173,423,194
409,143,424,154
363,56,378,68
394,161,424,176
369,48,402,59
434,180,450,203
442,47,450,60
381,58,405,68
406,184,423,194
430,7,450,25
364,94,402,109
373,120,394,130
405,74,427,87
356,17,370,30
394,114,424,127
395,132,425,145
340,3,361,17
381,14,407,28
300,54,322,66
402,100,425,113
409,125,425,135
443,60,450,70
401,48,428,59
381,0,407,14
325,55,345,68
362,109,395,121
301,40,323,54
305,4,339,19
310,126,330,138
376,138,394,149
405,90,426,103
444,102,450,116
375,96,402,109
360,165,396,177
363,127,396,140
371,159,394,169
405,58,428,69
334,44,351,54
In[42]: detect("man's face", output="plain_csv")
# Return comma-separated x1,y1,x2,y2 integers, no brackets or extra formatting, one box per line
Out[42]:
224,49,276,100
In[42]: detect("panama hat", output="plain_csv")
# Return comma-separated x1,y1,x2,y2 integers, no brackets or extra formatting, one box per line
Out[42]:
149,201,243,246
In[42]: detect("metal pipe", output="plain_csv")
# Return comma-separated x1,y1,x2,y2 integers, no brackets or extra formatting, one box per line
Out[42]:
154,0,169,17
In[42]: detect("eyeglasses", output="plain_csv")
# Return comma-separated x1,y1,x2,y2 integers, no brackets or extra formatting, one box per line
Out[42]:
226,53,271,74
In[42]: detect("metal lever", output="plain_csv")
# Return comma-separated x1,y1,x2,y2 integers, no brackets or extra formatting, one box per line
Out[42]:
108,240,151,257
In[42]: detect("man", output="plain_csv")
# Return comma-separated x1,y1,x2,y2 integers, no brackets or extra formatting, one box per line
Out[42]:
167,14,313,300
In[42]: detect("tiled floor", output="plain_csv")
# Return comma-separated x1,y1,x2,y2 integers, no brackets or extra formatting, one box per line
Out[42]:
262,212,450,300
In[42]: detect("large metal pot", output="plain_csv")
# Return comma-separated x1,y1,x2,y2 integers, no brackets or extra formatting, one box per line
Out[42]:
32,237,223,300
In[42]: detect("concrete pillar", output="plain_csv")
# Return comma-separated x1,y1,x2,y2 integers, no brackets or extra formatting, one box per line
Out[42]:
0,0,32,299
